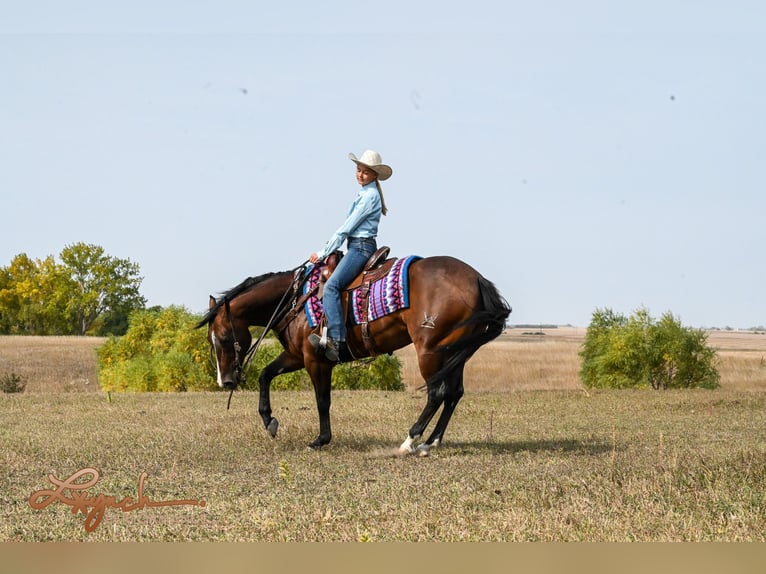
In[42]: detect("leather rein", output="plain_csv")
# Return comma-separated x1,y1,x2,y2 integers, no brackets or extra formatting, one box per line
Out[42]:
218,262,313,410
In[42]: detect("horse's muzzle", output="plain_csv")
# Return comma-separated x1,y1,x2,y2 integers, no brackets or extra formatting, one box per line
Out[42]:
222,381,238,391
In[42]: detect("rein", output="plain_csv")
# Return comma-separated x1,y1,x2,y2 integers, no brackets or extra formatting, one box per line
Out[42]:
222,262,310,410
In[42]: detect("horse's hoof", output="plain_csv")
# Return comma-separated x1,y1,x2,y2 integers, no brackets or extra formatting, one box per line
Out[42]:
308,437,330,450
266,418,279,438
416,444,431,457
398,435,418,455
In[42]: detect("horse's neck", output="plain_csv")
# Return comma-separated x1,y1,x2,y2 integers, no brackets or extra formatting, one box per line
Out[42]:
237,272,293,326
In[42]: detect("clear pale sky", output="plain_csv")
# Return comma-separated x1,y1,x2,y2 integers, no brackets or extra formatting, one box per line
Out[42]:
2,1,764,328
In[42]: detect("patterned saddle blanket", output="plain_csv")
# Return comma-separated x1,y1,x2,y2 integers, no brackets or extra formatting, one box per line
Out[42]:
304,255,421,328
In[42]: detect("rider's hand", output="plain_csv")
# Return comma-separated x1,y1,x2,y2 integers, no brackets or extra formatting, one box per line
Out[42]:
309,253,321,264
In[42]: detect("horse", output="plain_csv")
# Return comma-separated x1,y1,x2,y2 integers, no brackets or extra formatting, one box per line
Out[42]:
195,252,511,456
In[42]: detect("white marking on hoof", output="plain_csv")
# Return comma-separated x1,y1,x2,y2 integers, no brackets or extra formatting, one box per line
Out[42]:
416,446,430,457
398,435,417,455
416,439,440,457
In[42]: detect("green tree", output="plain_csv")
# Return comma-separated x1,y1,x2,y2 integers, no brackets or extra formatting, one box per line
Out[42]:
59,243,146,335
0,254,33,333
0,243,146,335
579,307,720,390
0,253,71,334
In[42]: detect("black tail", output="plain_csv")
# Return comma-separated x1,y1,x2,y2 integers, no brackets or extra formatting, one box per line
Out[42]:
427,276,511,386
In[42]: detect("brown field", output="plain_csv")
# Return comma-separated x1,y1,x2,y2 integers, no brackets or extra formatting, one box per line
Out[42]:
0,336,106,393
2,327,764,393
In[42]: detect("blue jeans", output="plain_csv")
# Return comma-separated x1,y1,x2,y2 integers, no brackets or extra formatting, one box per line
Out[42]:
323,237,376,341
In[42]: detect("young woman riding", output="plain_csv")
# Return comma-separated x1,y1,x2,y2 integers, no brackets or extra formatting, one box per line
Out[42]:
308,150,392,361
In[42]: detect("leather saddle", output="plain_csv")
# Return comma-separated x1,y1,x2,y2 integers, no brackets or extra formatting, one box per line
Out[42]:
320,246,396,356
274,247,395,340
319,246,394,289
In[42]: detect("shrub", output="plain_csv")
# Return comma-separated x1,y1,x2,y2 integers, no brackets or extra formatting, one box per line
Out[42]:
98,306,404,392
241,342,310,391
99,355,157,392
97,306,216,392
579,307,720,390
1,372,26,393
332,354,404,391
241,343,404,391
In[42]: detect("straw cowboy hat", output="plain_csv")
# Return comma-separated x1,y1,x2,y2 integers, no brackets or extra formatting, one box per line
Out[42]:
348,150,393,181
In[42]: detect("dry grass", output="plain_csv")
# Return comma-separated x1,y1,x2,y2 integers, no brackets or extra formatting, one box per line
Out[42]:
1,331,766,541
2,389,765,541
0,336,105,393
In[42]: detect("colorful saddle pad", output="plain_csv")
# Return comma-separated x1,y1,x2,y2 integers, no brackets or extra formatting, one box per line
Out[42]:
303,255,421,328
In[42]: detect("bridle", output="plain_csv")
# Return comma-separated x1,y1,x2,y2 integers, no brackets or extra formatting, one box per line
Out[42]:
213,262,310,410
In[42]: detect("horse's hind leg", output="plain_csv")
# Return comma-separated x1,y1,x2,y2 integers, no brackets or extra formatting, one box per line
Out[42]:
399,360,467,457
399,379,447,455
416,366,465,456
398,345,451,454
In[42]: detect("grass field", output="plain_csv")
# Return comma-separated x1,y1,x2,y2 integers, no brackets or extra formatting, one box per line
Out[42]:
1,329,765,541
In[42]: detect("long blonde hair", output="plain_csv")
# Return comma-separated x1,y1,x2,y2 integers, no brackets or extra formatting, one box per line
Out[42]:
375,180,388,216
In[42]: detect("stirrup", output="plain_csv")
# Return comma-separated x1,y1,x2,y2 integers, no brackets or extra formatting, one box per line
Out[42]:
308,332,322,351
309,326,328,350
323,339,340,362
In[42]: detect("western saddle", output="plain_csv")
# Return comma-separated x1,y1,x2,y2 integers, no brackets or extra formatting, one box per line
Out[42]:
275,247,396,357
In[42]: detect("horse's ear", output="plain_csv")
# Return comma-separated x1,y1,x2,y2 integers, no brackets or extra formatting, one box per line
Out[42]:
209,295,216,309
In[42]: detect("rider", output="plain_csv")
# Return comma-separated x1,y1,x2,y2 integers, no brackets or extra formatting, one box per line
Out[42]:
308,150,392,361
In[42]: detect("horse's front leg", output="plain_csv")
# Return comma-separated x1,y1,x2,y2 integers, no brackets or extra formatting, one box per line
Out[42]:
306,361,335,449
258,351,303,438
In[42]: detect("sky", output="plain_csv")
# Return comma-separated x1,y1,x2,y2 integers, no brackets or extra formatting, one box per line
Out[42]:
2,1,764,329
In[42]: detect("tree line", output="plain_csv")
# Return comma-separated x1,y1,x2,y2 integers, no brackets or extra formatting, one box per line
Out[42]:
0,242,145,336
1,242,721,391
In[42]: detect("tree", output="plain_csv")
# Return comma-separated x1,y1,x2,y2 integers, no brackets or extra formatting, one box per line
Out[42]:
579,307,720,390
0,254,31,333
0,253,69,335
0,243,146,335
59,243,146,335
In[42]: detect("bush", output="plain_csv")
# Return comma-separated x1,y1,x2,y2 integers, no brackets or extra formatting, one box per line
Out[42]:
241,342,310,391
98,306,404,392
332,354,404,391
98,306,216,392
1,372,26,393
241,344,404,391
579,307,720,390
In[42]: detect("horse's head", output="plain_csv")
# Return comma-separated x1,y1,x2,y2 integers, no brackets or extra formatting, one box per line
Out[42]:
200,295,252,390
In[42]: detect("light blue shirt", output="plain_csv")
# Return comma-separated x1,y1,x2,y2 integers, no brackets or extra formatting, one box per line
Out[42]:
316,181,382,260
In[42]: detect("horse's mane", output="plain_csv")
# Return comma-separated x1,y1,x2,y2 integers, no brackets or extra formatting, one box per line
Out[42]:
195,270,292,328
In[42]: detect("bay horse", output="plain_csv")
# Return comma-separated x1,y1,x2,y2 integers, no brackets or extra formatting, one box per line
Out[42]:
195,253,510,456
